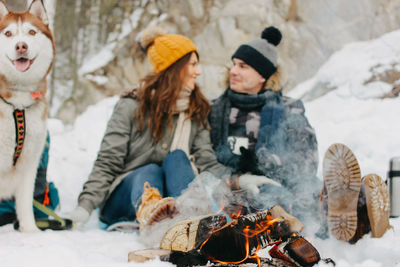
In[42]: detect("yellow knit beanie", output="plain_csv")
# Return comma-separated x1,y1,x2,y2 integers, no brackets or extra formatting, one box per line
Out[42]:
140,26,197,73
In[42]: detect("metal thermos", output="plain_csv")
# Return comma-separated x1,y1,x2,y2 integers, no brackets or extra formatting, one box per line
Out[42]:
388,157,400,217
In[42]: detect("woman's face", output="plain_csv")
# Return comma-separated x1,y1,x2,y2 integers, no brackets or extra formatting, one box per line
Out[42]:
181,52,201,90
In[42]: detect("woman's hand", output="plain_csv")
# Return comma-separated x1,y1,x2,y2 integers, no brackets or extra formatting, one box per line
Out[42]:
64,206,90,228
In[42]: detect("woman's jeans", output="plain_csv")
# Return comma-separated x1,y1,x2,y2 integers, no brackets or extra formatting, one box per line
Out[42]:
100,149,195,225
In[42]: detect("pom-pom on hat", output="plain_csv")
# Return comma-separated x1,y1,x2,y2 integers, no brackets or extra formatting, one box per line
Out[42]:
140,26,197,73
232,26,282,80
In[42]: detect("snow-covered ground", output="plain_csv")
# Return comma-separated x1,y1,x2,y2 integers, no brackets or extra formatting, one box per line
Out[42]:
1,30,400,267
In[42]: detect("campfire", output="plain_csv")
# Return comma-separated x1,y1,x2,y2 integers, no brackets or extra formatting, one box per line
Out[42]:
200,210,292,264
129,208,335,267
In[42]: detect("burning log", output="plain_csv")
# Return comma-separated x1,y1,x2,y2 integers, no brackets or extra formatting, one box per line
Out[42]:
200,210,293,264
199,210,323,266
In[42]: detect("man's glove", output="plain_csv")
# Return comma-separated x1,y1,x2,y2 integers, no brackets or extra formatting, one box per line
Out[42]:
64,206,90,228
238,174,282,195
237,147,263,175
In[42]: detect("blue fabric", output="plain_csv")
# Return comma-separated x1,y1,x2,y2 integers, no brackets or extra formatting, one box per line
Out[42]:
162,150,197,197
0,182,59,222
99,149,195,226
34,131,50,198
39,133,50,168
34,182,59,218
256,93,285,154
258,93,285,129
0,201,15,215
99,164,162,224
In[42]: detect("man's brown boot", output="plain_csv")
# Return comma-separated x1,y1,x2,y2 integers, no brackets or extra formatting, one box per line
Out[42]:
349,173,392,243
363,174,392,238
322,144,393,244
348,179,371,243
323,143,362,242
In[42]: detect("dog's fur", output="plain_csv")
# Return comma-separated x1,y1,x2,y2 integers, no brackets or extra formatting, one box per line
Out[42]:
0,0,55,232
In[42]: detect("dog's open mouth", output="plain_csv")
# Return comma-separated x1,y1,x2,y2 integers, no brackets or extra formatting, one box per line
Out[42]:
13,57,34,72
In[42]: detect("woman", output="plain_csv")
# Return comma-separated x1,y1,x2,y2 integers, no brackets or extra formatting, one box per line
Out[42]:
66,26,230,230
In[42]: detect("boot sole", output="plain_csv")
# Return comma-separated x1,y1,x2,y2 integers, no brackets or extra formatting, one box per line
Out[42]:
323,143,361,241
363,174,391,237
140,197,177,231
160,214,227,252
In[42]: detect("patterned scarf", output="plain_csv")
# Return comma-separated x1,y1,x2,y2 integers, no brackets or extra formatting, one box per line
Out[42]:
211,88,285,146
209,88,286,170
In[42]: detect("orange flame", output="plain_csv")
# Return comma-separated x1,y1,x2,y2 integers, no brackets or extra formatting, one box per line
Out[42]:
230,206,243,219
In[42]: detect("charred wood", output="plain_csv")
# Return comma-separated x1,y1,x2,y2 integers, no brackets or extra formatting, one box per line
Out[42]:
200,210,292,263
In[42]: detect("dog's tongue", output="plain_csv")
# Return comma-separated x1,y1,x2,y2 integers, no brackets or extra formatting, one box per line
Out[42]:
13,59,31,72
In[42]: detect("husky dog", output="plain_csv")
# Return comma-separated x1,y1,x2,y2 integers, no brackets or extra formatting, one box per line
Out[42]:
0,0,55,232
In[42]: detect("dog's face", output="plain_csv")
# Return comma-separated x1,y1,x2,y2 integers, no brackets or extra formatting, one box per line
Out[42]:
0,0,55,89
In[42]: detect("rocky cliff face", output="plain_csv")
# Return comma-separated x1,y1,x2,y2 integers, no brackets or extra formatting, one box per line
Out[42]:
52,0,400,123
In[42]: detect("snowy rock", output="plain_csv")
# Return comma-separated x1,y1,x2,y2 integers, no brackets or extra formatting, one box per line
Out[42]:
55,0,400,124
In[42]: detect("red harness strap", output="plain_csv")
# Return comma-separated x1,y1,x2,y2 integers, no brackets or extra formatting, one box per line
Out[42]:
13,109,26,165
43,184,50,206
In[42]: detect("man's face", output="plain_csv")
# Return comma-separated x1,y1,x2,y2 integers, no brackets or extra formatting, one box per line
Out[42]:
229,58,265,94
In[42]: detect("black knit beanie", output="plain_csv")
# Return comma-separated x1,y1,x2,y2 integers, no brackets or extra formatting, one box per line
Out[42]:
231,26,282,80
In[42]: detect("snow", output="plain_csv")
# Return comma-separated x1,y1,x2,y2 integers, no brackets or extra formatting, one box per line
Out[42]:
288,29,400,179
1,30,400,267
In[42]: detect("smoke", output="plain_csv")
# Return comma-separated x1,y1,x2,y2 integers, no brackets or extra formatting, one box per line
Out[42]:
255,110,323,233
139,142,323,249
138,172,222,248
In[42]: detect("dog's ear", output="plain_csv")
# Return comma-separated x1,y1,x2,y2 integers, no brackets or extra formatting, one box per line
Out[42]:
28,0,49,25
0,1,9,21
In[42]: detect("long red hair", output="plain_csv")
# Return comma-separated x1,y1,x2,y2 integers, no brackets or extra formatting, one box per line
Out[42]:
136,52,210,142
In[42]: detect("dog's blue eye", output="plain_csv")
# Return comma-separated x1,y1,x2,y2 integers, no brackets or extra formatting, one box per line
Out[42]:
4,31,12,37
29,30,36,36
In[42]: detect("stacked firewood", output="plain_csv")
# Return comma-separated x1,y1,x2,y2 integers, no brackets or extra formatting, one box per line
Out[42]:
128,209,335,267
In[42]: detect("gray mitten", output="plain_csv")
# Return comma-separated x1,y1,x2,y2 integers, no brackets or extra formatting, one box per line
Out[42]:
64,206,90,228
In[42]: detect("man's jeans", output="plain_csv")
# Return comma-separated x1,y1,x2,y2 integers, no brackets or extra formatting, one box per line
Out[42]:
100,149,195,225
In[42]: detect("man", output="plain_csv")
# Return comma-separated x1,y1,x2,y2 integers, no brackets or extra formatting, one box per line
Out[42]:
209,26,320,223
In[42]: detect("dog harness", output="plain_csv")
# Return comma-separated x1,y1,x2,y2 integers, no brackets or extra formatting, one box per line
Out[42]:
13,109,26,165
0,91,41,166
